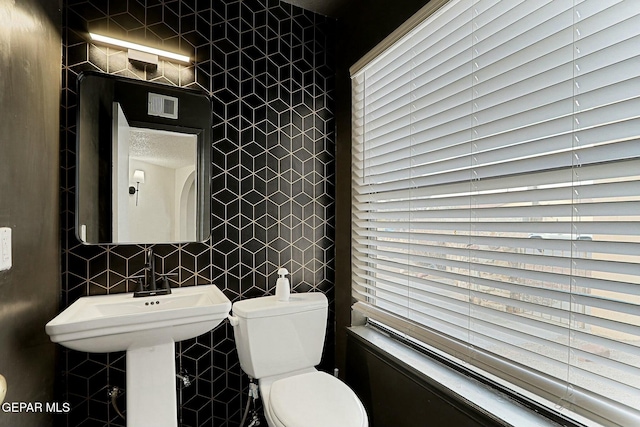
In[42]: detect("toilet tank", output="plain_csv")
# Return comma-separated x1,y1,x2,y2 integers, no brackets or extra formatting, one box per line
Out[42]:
231,293,328,379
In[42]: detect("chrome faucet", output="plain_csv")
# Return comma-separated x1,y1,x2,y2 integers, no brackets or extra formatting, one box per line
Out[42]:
132,248,172,297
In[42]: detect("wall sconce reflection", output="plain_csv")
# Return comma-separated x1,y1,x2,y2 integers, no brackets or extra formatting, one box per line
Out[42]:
129,169,145,206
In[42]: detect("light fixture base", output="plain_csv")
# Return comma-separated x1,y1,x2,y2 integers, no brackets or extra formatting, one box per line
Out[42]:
128,48,158,65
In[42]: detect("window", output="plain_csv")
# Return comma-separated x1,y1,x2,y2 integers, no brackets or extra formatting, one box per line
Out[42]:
350,1,640,426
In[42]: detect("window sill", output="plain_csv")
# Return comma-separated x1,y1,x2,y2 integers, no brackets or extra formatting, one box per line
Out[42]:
347,325,566,427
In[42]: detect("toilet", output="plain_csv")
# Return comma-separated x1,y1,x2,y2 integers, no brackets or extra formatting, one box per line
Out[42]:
230,293,368,427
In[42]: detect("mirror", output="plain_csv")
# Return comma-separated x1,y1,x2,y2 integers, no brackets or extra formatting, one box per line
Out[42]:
76,72,211,244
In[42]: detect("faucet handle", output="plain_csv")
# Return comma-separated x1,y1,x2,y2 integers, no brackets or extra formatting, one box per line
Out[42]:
125,275,146,292
154,272,177,293
126,274,145,286
157,272,177,282
157,272,178,282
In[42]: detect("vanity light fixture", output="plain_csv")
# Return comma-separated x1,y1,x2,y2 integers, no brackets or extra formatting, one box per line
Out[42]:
89,33,191,64
129,170,145,206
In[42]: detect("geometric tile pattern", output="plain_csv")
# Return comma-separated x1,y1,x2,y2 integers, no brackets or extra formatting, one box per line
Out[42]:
60,1,335,426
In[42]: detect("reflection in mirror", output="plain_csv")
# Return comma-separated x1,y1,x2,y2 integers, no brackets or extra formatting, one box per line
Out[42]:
76,72,211,245
114,103,197,242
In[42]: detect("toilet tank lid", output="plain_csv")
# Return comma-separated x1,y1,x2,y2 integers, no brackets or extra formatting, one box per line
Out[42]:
232,293,327,319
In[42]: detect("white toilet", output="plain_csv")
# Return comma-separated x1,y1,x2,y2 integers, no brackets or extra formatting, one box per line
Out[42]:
230,293,368,427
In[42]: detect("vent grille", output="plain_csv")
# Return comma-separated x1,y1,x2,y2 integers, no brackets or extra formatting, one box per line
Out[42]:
148,93,178,119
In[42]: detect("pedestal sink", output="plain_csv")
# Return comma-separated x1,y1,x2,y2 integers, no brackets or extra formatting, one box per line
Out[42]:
45,284,231,427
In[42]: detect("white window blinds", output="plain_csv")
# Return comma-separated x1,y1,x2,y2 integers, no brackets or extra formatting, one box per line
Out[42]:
351,1,640,426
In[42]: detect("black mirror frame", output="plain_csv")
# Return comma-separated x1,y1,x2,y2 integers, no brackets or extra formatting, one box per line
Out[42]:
75,71,212,245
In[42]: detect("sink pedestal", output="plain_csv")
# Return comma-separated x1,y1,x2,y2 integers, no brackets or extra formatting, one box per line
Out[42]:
126,342,177,427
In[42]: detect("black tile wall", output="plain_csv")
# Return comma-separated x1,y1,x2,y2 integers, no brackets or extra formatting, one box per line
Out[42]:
60,1,335,426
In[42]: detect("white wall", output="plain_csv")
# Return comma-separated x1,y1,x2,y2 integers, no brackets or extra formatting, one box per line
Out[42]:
127,159,176,242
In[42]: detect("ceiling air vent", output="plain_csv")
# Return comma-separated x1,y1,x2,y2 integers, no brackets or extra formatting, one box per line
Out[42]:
148,92,178,119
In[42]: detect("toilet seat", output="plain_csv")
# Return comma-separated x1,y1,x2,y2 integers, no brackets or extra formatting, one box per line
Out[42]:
267,371,367,427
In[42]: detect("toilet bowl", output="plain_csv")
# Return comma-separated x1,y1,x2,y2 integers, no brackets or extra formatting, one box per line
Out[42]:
230,293,368,427
260,369,367,427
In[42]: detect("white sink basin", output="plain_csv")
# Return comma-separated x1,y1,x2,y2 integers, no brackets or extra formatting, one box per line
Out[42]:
46,284,231,352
